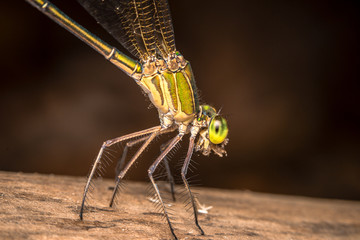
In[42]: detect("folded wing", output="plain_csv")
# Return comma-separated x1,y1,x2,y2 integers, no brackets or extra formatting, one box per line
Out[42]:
77,0,176,61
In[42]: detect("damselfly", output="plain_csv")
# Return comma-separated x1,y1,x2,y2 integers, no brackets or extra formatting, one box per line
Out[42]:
26,0,229,239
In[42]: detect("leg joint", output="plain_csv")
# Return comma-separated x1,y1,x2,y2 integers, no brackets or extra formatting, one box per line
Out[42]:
148,167,154,176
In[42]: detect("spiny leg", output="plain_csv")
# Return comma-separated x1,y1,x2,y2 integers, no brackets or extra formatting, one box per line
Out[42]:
181,136,204,235
109,131,158,207
110,135,149,207
79,126,162,220
148,134,184,240
115,135,149,179
116,126,177,176
161,140,176,201
110,126,177,207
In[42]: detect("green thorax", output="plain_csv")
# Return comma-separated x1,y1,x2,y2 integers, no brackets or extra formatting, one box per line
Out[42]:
137,53,199,124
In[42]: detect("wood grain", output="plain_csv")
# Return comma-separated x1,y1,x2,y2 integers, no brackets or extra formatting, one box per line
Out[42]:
0,171,359,240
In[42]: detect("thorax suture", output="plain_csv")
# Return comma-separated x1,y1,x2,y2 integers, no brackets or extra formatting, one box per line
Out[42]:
136,52,200,128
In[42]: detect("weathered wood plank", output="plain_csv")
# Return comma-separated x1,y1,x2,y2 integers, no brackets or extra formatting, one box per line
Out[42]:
0,171,359,239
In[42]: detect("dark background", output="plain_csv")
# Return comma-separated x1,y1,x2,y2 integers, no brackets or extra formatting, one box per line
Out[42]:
1,1,359,200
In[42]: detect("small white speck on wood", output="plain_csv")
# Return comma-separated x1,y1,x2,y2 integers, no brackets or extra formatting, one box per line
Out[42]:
0,171,359,239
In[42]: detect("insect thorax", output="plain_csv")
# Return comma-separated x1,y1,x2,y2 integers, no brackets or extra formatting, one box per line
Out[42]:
137,53,200,127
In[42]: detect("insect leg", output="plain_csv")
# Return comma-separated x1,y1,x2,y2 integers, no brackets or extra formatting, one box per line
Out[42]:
148,134,184,240
80,126,162,220
110,126,177,207
160,140,176,201
109,127,176,207
181,136,204,235
109,135,149,207
115,135,149,179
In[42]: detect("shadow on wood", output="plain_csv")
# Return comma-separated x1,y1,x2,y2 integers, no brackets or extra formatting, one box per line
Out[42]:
0,171,359,239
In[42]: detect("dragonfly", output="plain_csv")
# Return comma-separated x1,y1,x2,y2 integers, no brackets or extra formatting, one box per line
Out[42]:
26,0,229,239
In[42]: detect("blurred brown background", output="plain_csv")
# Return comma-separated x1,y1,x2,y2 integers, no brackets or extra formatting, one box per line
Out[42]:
1,1,359,200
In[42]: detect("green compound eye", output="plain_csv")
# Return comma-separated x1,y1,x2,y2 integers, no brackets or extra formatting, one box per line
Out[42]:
208,116,228,144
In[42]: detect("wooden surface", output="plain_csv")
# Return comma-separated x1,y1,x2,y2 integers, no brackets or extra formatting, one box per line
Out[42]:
0,171,359,240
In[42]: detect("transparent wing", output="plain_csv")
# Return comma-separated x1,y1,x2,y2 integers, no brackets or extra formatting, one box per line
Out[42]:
77,0,176,61
152,0,176,57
